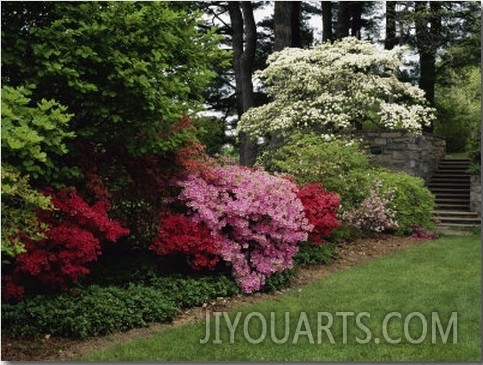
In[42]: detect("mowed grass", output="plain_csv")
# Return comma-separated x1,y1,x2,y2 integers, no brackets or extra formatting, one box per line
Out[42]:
81,234,481,362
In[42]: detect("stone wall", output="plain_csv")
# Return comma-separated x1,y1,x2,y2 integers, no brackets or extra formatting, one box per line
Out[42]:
470,175,481,213
352,131,446,182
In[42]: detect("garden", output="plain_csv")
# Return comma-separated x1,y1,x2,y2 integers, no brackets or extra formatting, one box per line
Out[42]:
1,2,481,362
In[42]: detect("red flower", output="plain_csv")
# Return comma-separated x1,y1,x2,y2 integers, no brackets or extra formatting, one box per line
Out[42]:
149,213,220,270
297,183,341,244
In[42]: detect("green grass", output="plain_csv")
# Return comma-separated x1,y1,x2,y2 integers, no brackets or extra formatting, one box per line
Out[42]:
81,235,481,362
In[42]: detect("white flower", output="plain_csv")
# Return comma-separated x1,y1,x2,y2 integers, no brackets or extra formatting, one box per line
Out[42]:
238,37,436,138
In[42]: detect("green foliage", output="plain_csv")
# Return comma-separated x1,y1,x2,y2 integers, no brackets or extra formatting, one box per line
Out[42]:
293,243,338,266
192,116,230,156
261,270,295,293
259,132,372,209
1,1,229,156
1,284,179,339
434,66,481,153
1,165,52,260
1,85,76,183
150,274,240,308
2,272,241,339
375,170,436,235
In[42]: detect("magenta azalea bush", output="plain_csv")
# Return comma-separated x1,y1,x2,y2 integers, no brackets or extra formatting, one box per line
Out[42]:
178,164,312,293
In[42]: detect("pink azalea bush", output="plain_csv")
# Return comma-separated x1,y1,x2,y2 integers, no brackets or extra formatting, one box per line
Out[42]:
177,164,312,293
341,181,398,233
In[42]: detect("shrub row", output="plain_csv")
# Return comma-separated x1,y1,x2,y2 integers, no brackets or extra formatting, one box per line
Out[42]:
2,284,178,339
2,243,338,339
260,133,436,236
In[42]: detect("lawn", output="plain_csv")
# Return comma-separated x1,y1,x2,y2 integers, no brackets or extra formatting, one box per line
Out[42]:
81,234,481,362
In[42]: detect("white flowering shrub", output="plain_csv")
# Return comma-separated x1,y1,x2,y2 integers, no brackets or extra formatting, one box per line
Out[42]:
238,37,436,137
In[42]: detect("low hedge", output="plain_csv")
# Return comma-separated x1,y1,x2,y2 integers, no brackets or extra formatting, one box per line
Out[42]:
2,273,240,339
2,284,179,339
2,248,340,339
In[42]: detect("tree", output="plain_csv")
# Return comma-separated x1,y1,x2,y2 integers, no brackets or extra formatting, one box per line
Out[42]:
238,37,436,139
1,2,226,160
228,1,258,166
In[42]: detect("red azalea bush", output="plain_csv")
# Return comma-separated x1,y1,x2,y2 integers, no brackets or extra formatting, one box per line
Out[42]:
2,188,129,301
297,183,341,244
149,212,220,270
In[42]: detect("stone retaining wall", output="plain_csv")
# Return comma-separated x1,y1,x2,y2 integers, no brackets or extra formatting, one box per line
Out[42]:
470,175,481,213
352,131,446,182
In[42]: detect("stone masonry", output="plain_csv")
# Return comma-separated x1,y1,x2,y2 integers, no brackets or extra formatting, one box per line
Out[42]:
470,175,481,213
352,131,446,183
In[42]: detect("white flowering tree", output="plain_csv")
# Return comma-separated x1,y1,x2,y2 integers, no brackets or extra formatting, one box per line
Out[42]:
238,37,436,138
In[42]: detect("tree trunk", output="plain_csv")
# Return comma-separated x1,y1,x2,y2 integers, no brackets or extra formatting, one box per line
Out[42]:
228,2,258,166
415,1,440,106
350,2,363,39
271,1,302,147
385,1,397,49
322,1,333,42
335,1,351,39
274,1,301,51
415,1,442,133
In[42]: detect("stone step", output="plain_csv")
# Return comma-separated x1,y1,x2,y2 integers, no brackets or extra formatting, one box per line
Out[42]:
437,216,481,225
439,158,471,162
428,177,470,186
434,169,470,175
429,156,478,223
432,193,470,200
437,164,470,169
438,222,481,228
429,184,470,190
430,180,471,186
432,210,479,217
433,172,470,180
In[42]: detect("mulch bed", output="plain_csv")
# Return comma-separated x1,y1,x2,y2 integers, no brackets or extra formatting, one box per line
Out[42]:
1,234,427,361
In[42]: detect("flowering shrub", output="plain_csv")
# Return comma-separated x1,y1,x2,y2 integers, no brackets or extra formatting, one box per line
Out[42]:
175,164,311,293
297,183,341,243
238,37,436,138
3,188,129,301
341,181,398,233
411,225,439,240
149,213,220,270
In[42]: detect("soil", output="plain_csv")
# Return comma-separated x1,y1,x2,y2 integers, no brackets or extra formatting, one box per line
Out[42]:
1,234,427,361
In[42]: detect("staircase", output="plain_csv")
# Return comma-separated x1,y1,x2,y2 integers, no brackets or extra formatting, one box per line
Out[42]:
429,158,480,228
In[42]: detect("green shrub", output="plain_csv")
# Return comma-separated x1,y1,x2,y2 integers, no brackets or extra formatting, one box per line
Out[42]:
2,271,243,339
374,170,436,235
150,274,240,308
258,132,374,210
1,165,53,260
261,270,295,293
2,284,179,339
293,243,338,266
259,132,370,185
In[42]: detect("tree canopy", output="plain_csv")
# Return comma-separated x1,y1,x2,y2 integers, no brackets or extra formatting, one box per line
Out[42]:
238,37,436,139
1,1,229,157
